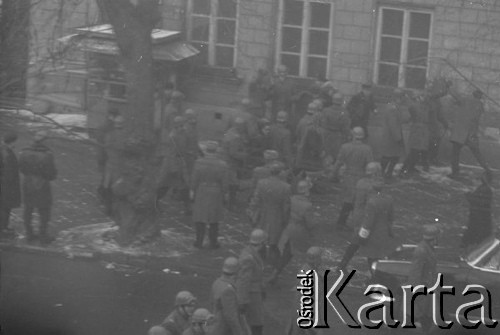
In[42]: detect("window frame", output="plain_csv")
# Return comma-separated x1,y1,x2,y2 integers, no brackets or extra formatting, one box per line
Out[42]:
374,6,433,89
186,0,239,68
275,0,335,78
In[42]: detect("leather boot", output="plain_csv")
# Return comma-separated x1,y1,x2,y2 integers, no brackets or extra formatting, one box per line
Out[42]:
208,223,220,249
193,222,205,248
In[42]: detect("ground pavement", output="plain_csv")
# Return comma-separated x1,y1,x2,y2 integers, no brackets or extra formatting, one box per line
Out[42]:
0,110,499,335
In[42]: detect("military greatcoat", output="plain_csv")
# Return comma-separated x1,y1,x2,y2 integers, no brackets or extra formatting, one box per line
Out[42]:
450,96,484,145
407,100,431,151
249,176,291,245
278,194,315,255
191,155,229,224
236,246,265,326
333,140,374,204
378,103,404,158
212,276,245,335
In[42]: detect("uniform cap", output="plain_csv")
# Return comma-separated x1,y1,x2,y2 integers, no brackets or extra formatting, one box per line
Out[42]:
222,257,239,274
204,141,218,153
148,326,167,335
184,109,196,117
263,150,279,161
191,308,213,323
249,229,267,245
241,98,251,106
269,161,285,175
171,91,185,100
307,102,318,114
296,179,312,195
352,127,365,140
422,224,441,240
173,116,185,124
175,291,197,306
276,111,288,122
331,92,344,105
233,117,245,125
366,162,382,176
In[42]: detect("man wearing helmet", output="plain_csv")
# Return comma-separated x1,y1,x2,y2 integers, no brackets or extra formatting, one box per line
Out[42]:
269,64,296,122
154,291,197,335
211,257,246,334
236,229,267,335
222,117,249,210
248,162,291,269
182,308,214,335
268,111,293,168
331,127,374,231
320,92,351,164
273,179,316,283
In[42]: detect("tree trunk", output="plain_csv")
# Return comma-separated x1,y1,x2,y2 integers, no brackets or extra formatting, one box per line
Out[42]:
96,0,161,245
0,0,30,105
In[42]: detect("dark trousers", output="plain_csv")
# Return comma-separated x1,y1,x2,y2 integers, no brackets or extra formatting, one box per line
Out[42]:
24,205,51,237
451,140,489,175
402,149,429,173
336,202,354,228
193,222,219,248
380,156,399,179
428,134,441,164
0,207,12,231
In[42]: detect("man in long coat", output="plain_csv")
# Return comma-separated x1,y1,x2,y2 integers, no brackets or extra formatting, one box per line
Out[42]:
274,179,316,283
378,99,405,182
407,224,440,332
321,93,350,164
248,162,291,268
190,141,229,249
337,184,396,271
401,94,431,176
250,150,279,196
426,78,450,165
269,65,296,121
351,162,382,232
223,117,249,210
346,83,376,135
237,229,267,335
331,127,374,230
269,111,293,168
461,172,493,248
212,257,246,335
448,89,491,179
18,131,57,244
0,132,21,236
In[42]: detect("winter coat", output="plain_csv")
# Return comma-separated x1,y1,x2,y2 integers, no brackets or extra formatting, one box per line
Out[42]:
333,141,374,204
321,105,350,159
351,177,378,230
462,182,493,247
157,128,188,189
269,125,293,167
278,194,315,255
250,165,272,195
161,309,190,335
222,128,248,180
183,124,202,176
358,193,397,259
346,92,376,128
378,103,404,157
249,176,291,245
191,155,229,224
295,114,314,145
295,124,324,172
18,142,57,209
450,96,484,145
0,146,21,209
236,246,265,326
270,77,295,117
407,100,431,151
212,276,244,335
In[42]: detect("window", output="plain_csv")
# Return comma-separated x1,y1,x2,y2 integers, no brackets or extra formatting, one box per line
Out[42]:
187,0,238,68
277,0,334,77
375,7,432,89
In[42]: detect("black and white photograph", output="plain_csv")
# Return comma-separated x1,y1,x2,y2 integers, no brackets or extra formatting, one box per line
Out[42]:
0,0,500,334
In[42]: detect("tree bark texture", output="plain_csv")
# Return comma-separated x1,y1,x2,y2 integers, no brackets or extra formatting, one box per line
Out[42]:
96,0,161,245
0,0,30,103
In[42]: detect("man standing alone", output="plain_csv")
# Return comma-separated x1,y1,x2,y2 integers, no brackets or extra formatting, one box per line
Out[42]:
0,132,21,237
18,131,57,244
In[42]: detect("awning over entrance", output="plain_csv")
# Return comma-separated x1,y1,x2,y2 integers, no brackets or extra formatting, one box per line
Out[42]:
59,24,199,62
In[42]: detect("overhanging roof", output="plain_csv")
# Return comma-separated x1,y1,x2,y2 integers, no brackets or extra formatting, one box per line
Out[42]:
60,35,199,62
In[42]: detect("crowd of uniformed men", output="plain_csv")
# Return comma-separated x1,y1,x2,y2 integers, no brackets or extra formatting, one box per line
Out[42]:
0,64,495,335
136,65,494,335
